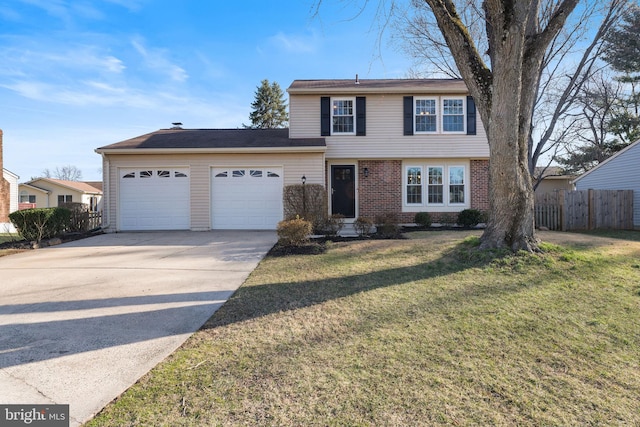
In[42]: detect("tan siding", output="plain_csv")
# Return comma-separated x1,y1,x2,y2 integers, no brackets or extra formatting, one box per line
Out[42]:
289,93,489,159
103,152,324,231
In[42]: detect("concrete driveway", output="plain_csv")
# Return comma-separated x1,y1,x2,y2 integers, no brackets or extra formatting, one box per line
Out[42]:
0,230,277,426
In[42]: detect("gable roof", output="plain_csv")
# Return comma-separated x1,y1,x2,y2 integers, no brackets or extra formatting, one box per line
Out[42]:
573,139,640,183
287,78,469,94
25,178,102,194
96,128,326,153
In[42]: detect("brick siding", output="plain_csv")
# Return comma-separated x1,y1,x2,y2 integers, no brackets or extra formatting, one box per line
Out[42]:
355,159,490,224
0,129,11,223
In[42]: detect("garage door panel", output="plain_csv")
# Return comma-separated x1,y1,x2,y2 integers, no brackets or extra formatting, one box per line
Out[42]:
119,168,190,231
211,167,283,230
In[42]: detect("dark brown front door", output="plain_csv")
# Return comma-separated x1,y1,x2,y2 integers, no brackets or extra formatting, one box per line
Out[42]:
331,165,355,218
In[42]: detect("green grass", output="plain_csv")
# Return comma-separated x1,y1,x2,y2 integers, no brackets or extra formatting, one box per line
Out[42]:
86,230,640,426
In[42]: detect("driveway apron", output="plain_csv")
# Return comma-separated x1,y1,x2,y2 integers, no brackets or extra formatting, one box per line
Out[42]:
0,230,277,426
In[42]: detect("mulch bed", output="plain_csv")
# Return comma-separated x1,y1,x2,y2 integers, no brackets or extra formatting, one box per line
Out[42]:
0,229,104,250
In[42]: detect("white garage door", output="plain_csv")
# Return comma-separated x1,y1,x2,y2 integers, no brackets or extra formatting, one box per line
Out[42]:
211,167,283,229
119,168,190,230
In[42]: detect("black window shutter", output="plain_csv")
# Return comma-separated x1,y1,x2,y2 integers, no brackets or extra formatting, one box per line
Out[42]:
356,96,366,136
321,97,331,136
403,96,414,135
466,96,476,135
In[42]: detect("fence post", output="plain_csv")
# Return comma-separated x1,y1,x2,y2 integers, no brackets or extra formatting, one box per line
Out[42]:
588,189,596,230
559,190,566,231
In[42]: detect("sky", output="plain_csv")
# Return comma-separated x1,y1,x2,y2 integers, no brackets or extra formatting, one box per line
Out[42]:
1,0,412,181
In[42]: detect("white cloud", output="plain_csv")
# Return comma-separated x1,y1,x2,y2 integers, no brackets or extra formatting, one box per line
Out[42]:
267,31,318,54
131,37,189,83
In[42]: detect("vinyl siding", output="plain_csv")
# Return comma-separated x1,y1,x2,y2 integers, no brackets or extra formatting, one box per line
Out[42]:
574,141,640,227
102,152,325,231
289,94,489,159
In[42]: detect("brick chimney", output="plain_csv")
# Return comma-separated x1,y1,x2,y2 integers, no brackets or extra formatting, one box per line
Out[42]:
0,129,10,223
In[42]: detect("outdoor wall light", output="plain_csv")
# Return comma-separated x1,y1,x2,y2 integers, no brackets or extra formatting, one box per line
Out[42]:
363,167,369,178
301,175,307,184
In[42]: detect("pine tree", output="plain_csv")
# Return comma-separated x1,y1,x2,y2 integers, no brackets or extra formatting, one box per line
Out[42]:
247,79,288,129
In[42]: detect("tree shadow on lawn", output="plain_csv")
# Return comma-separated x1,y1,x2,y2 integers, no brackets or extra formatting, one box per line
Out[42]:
201,239,537,330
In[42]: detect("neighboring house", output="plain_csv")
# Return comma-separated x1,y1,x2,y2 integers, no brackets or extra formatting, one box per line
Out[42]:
18,178,103,211
96,78,490,232
573,139,640,229
0,129,10,226
1,168,19,232
533,166,576,195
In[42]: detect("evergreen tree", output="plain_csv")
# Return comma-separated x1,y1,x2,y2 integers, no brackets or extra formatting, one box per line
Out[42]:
246,79,288,129
603,3,640,145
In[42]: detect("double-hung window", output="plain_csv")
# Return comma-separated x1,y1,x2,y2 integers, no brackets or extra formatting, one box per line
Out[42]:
406,167,422,204
332,98,355,134
449,166,465,204
442,98,465,132
58,195,72,204
415,98,437,133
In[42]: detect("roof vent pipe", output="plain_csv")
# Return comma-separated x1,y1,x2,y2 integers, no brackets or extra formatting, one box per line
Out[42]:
171,122,183,129
355,74,359,84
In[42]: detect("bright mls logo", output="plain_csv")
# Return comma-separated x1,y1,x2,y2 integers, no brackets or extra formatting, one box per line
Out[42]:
0,405,69,426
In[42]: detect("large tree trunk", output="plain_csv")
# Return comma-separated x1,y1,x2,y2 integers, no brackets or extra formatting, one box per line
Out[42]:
478,2,539,252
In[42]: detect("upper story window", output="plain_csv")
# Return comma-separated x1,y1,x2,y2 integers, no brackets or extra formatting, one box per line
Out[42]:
415,98,437,133
442,98,465,132
405,95,476,136
332,98,355,134
321,96,366,136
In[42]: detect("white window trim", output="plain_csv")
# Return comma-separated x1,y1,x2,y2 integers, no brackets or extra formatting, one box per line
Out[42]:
441,96,466,134
447,165,467,205
403,162,470,212
331,97,356,135
426,165,445,207
405,165,423,206
414,97,439,134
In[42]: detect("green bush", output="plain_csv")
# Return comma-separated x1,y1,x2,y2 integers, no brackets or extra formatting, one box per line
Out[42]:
457,209,484,228
277,217,313,246
354,217,374,236
375,212,401,238
414,212,432,228
9,207,71,242
319,214,345,237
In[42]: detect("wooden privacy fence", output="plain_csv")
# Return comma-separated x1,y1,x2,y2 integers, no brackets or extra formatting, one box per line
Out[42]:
535,189,634,231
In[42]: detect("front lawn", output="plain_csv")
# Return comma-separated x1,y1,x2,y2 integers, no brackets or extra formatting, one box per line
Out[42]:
87,230,640,426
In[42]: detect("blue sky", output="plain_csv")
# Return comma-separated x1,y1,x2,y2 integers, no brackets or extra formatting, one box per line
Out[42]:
1,1,411,181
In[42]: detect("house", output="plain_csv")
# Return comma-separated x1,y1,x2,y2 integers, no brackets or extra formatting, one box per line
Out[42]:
533,166,576,195
95,78,490,232
573,139,640,229
0,129,13,230
18,178,103,212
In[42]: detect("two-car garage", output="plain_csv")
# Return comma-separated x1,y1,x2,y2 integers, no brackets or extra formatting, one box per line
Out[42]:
98,128,326,232
118,166,284,231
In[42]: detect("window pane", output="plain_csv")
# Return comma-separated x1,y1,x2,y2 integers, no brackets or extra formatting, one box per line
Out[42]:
232,170,245,177
157,170,170,178
407,186,422,204
415,99,436,132
427,167,443,204
449,167,465,203
332,99,354,133
406,167,422,204
443,99,464,132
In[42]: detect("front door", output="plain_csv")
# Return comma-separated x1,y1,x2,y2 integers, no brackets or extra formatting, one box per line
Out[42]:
331,165,356,218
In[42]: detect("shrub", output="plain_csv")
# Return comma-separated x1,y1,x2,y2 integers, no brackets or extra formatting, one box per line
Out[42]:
354,217,374,236
60,202,90,232
319,214,345,237
9,207,71,242
414,212,432,228
457,209,484,228
375,212,401,238
282,184,327,231
276,217,313,246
